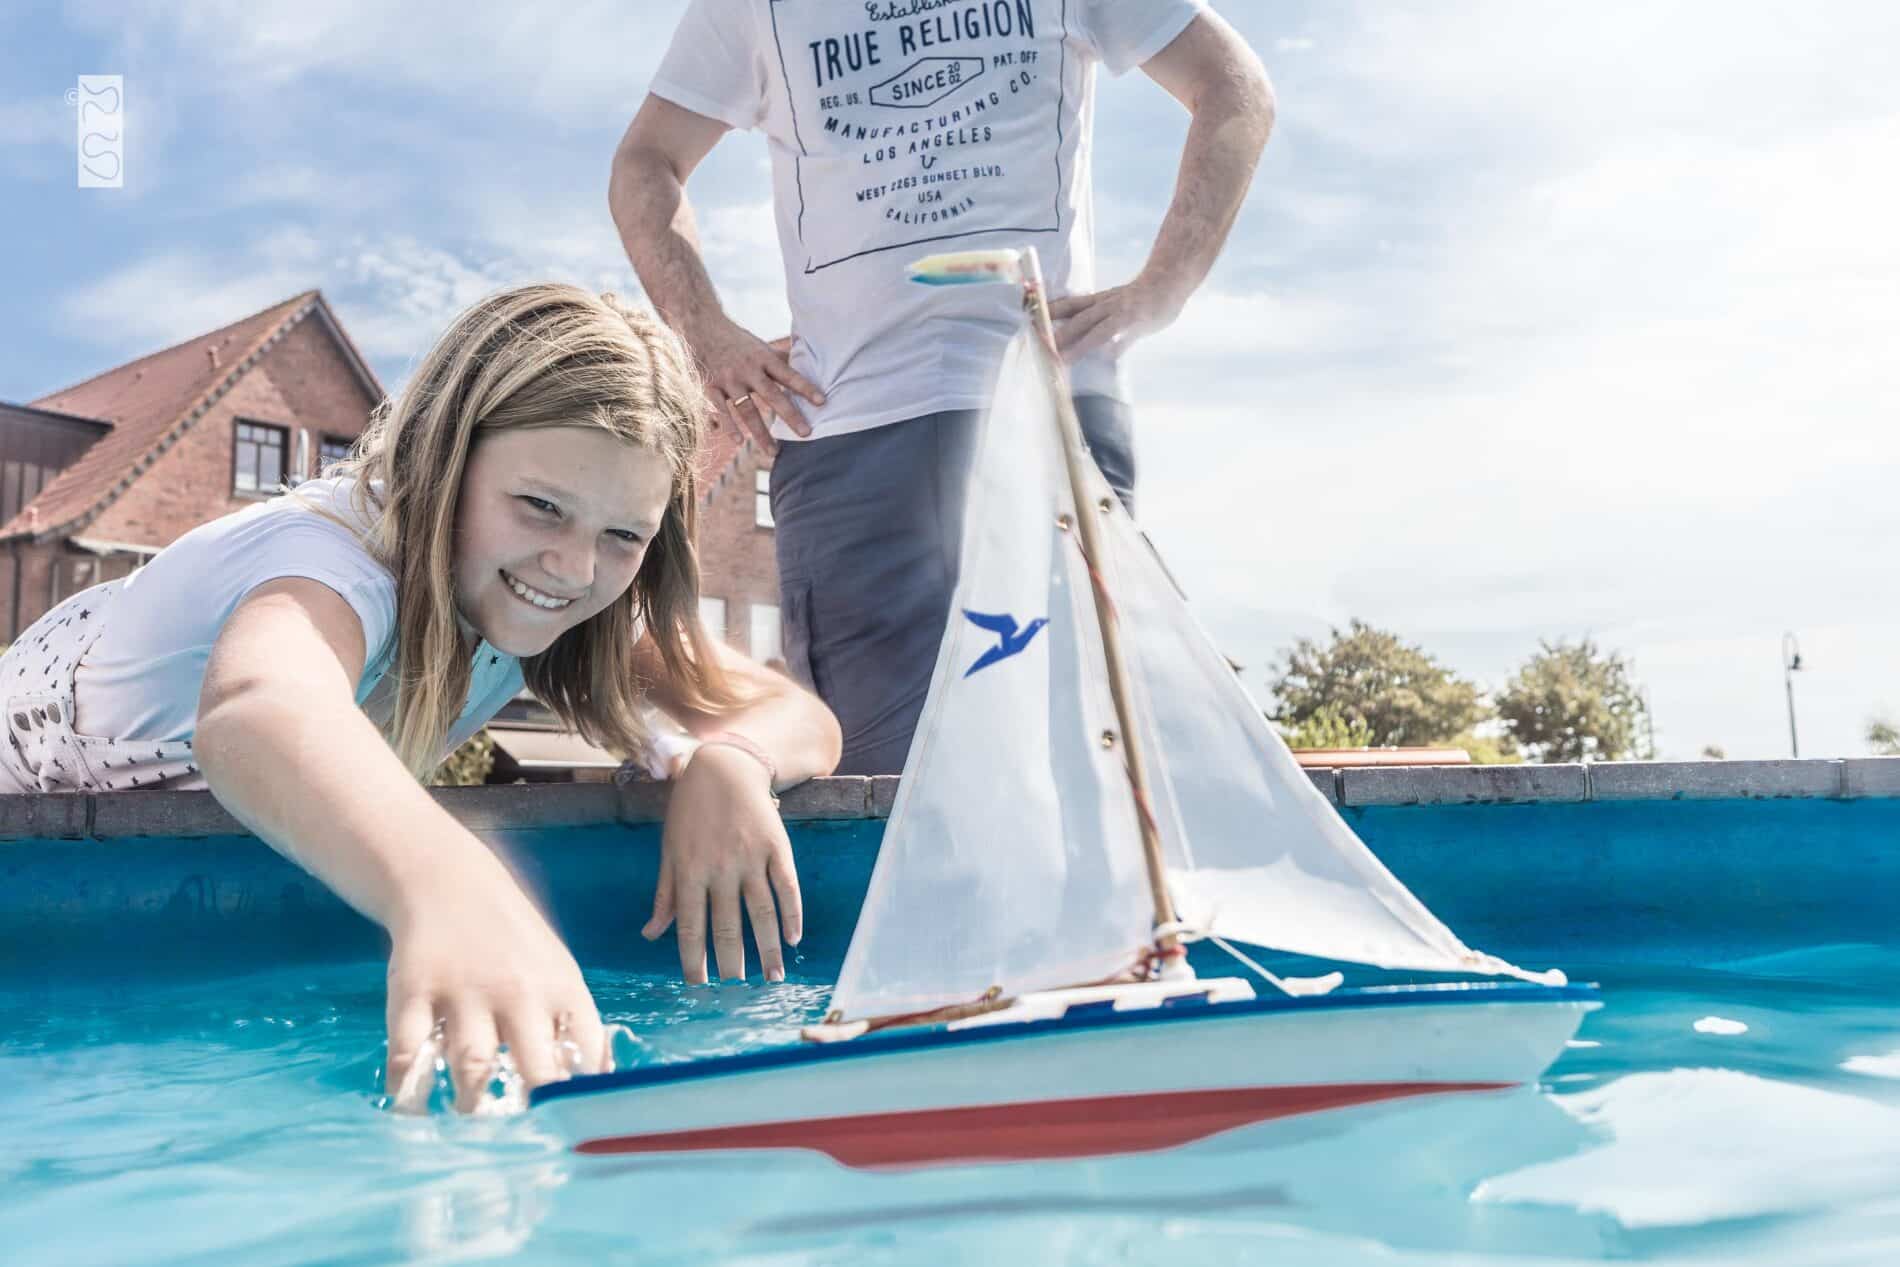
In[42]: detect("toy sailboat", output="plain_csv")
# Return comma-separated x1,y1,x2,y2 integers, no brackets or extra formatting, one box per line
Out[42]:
532,249,1599,1168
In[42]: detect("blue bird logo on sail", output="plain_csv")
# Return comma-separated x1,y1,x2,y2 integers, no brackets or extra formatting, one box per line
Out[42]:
961,609,1048,678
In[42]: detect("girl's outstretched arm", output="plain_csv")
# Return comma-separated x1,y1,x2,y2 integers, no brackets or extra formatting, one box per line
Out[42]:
194,578,604,1111
637,637,842,985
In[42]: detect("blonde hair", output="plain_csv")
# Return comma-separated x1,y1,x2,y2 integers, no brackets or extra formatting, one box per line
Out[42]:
325,282,740,778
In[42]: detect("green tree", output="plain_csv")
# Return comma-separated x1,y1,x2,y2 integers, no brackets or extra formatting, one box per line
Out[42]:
1280,705,1375,750
432,730,496,786
1868,717,1900,756
1496,638,1650,763
1271,620,1484,747
1445,730,1523,765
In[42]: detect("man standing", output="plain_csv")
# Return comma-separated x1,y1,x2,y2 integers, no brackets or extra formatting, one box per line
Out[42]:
612,1,1273,775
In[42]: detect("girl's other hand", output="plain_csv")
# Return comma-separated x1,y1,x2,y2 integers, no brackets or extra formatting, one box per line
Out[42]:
384,875,606,1114
642,743,802,984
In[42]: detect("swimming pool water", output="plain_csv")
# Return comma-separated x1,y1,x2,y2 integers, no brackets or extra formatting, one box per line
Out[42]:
5,941,1900,1265
5,799,1900,1264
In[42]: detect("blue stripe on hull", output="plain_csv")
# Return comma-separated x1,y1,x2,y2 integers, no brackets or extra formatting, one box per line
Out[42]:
532,981,1599,1108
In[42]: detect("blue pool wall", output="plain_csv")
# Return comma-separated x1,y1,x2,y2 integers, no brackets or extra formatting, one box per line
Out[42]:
4,759,1898,982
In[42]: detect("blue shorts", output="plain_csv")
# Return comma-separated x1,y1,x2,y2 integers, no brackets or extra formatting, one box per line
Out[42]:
769,396,1136,776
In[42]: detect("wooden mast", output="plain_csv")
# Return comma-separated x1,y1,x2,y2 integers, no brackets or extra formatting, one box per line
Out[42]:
803,246,1184,1042
1017,247,1181,964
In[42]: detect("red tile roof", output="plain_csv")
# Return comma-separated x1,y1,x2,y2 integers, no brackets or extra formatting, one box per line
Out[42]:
5,286,749,537
695,416,754,498
0,291,362,542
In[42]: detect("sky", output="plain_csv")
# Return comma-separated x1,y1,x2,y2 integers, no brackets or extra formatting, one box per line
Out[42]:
3,1,1897,759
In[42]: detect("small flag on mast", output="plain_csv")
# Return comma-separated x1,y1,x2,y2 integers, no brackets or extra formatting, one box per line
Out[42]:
907,249,1024,286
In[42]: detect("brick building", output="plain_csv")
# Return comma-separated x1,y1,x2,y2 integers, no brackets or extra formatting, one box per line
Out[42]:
692,424,782,666
0,291,783,673
0,291,381,639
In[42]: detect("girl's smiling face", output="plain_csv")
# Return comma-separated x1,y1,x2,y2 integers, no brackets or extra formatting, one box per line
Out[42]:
452,426,673,657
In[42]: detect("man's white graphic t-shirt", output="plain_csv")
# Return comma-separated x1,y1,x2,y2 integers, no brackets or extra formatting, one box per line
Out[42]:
651,0,1206,441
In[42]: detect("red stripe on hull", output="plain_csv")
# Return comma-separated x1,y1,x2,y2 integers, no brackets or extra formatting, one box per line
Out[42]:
574,1081,1513,1169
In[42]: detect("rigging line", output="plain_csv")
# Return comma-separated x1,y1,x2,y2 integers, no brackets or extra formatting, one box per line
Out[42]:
1060,506,1122,626
1208,934,1346,999
1207,934,1274,983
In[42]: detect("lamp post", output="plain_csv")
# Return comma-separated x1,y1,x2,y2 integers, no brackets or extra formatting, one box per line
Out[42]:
1782,632,1803,759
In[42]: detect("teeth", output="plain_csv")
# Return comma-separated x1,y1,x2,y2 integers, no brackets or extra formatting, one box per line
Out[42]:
504,572,573,610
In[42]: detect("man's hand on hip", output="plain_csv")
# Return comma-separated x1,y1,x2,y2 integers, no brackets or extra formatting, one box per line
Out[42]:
1048,278,1189,364
684,318,825,451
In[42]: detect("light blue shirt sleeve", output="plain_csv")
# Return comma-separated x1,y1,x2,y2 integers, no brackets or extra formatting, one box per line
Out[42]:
75,488,399,742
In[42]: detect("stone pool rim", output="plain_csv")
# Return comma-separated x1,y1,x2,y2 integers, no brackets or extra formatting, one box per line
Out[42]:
2,756,1896,841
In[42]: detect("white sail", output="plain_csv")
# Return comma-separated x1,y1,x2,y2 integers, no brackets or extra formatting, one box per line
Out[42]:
829,329,1556,1025
1077,439,1559,983
827,338,1156,1022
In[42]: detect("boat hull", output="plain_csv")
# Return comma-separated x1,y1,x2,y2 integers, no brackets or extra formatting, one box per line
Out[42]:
533,983,1599,1170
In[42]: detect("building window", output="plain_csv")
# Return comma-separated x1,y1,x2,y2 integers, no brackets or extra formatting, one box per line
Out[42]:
755,469,773,528
319,434,354,471
0,461,54,524
53,557,98,605
233,420,288,494
698,596,727,643
750,603,781,664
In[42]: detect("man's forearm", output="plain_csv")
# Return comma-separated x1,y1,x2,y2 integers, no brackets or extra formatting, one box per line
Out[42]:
1137,76,1276,308
609,145,729,340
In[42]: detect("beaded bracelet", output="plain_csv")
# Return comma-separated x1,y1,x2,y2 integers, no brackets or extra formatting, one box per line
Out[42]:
696,731,780,799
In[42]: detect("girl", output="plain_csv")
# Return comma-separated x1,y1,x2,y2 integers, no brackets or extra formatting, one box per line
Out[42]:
0,283,841,1109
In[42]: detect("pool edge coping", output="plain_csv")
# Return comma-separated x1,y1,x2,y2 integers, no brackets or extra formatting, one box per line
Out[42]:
3,758,1896,840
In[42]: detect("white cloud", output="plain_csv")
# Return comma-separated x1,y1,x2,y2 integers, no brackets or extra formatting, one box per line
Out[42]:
36,0,1900,758
335,237,526,362
56,227,330,349
224,164,326,206
56,227,604,374
1115,4,1900,756
62,0,681,119
0,97,67,147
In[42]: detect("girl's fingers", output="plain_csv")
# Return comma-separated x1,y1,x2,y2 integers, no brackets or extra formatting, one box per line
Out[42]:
564,1003,610,1075
499,1004,562,1093
642,860,675,941
710,881,747,981
768,844,804,947
743,871,785,983
673,872,711,985
443,999,501,1115
385,994,439,1113
1047,294,1088,320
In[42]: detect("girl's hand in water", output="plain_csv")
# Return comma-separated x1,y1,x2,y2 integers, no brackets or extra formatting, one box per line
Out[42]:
384,873,607,1113
643,743,802,984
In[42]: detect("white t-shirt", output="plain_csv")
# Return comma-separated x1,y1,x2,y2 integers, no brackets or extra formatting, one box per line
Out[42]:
650,0,1206,441
74,478,525,754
